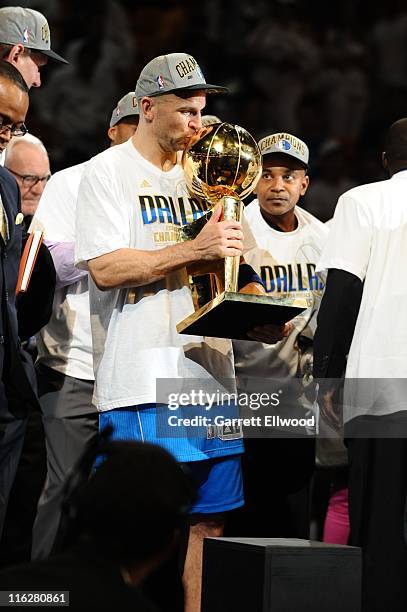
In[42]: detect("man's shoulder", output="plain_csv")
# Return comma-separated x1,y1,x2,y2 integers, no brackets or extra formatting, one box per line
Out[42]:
339,179,389,204
0,166,19,212
296,206,329,233
87,141,134,171
52,161,89,184
0,165,17,191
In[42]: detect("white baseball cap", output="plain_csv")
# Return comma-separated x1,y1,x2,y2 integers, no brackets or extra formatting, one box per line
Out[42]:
258,132,309,168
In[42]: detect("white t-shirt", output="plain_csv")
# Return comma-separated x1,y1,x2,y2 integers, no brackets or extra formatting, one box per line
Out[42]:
234,201,329,380
317,171,407,417
31,161,94,380
75,139,237,411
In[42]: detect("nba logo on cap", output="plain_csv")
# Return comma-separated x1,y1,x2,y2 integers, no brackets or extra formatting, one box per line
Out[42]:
156,75,165,90
23,28,30,43
278,139,292,152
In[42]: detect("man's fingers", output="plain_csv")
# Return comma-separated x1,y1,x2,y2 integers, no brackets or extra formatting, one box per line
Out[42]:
223,246,244,257
247,324,286,344
207,204,222,224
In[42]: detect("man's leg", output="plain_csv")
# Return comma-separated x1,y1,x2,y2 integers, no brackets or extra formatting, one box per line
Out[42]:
32,366,98,560
0,417,26,539
0,408,46,566
347,419,407,612
183,513,224,612
181,455,243,612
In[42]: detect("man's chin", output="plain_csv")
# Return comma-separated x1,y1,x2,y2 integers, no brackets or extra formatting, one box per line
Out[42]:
267,206,290,216
22,203,38,217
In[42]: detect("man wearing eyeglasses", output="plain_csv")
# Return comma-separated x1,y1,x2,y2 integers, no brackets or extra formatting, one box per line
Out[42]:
4,134,50,222
0,60,40,540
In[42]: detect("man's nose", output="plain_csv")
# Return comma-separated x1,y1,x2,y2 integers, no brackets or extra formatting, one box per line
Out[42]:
270,176,285,191
31,179,47,195
0,129,12,146
32,69,41,88
189,113,202,132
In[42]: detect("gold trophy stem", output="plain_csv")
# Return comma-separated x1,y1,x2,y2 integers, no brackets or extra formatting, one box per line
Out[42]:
223,196,243,293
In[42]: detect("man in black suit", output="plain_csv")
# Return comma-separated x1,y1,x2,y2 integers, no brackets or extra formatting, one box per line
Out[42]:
0,60,39,537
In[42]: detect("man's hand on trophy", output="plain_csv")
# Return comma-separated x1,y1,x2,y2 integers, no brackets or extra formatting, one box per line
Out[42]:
246,321,294,344
192,205,244,261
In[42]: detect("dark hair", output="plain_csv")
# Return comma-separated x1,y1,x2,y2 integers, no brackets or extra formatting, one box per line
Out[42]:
0,44,13,61
62,440,196,565
385,118,407,163
0,59,29,93
116,115,139,126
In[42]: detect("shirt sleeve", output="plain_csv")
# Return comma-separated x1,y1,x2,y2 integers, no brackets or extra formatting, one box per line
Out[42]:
30,170,78,242
313,268,363,379
75,157,131,270
46,241,88,288
316,191,372,282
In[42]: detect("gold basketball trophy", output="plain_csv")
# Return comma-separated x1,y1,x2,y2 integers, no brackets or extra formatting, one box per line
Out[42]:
176,123,309,340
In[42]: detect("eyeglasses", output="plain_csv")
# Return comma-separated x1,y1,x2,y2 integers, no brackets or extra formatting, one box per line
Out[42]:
0,116,28,137
7,170,51,187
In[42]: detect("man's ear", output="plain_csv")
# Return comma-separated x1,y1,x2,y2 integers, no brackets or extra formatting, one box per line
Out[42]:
107,126,116,143
7,44,25,65
140,97,155,122
300,173,310,196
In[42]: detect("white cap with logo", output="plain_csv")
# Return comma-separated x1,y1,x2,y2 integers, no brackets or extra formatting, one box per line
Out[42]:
258,132,309,168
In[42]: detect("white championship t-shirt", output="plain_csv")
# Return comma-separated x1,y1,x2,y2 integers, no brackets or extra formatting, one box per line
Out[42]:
317,171,407,417
31,161,94,380
234,201,329,380
75,139,237,411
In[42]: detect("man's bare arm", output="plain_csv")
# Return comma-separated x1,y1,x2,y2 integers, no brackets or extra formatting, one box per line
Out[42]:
88,205,243,290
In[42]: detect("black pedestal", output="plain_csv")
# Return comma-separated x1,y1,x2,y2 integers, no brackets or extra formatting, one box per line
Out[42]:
202,537,361,612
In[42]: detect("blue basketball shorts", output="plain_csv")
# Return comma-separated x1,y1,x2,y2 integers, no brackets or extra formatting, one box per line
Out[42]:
99,407,244,514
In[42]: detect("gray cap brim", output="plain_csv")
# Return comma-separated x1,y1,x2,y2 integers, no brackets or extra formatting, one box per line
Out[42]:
37,47,68,64
147,83,228,97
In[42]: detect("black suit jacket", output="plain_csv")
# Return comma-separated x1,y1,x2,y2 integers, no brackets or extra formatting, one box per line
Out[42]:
17,215,56,341
0,167,39,419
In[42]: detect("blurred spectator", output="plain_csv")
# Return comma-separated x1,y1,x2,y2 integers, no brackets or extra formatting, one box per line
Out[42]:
303,140,356,222
306,38,369,148
369,3,407,91
0,440,196,611
32,0,135,168
3,1,404,187
245,2,320,135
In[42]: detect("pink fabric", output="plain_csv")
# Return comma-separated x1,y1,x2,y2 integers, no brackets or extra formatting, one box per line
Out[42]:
323,486,350,545
46,241,87,288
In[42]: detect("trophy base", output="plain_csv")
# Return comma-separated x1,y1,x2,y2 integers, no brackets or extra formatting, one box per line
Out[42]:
176,292,309,340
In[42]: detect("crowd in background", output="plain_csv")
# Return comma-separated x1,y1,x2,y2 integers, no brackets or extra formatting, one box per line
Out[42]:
10,0,407,219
